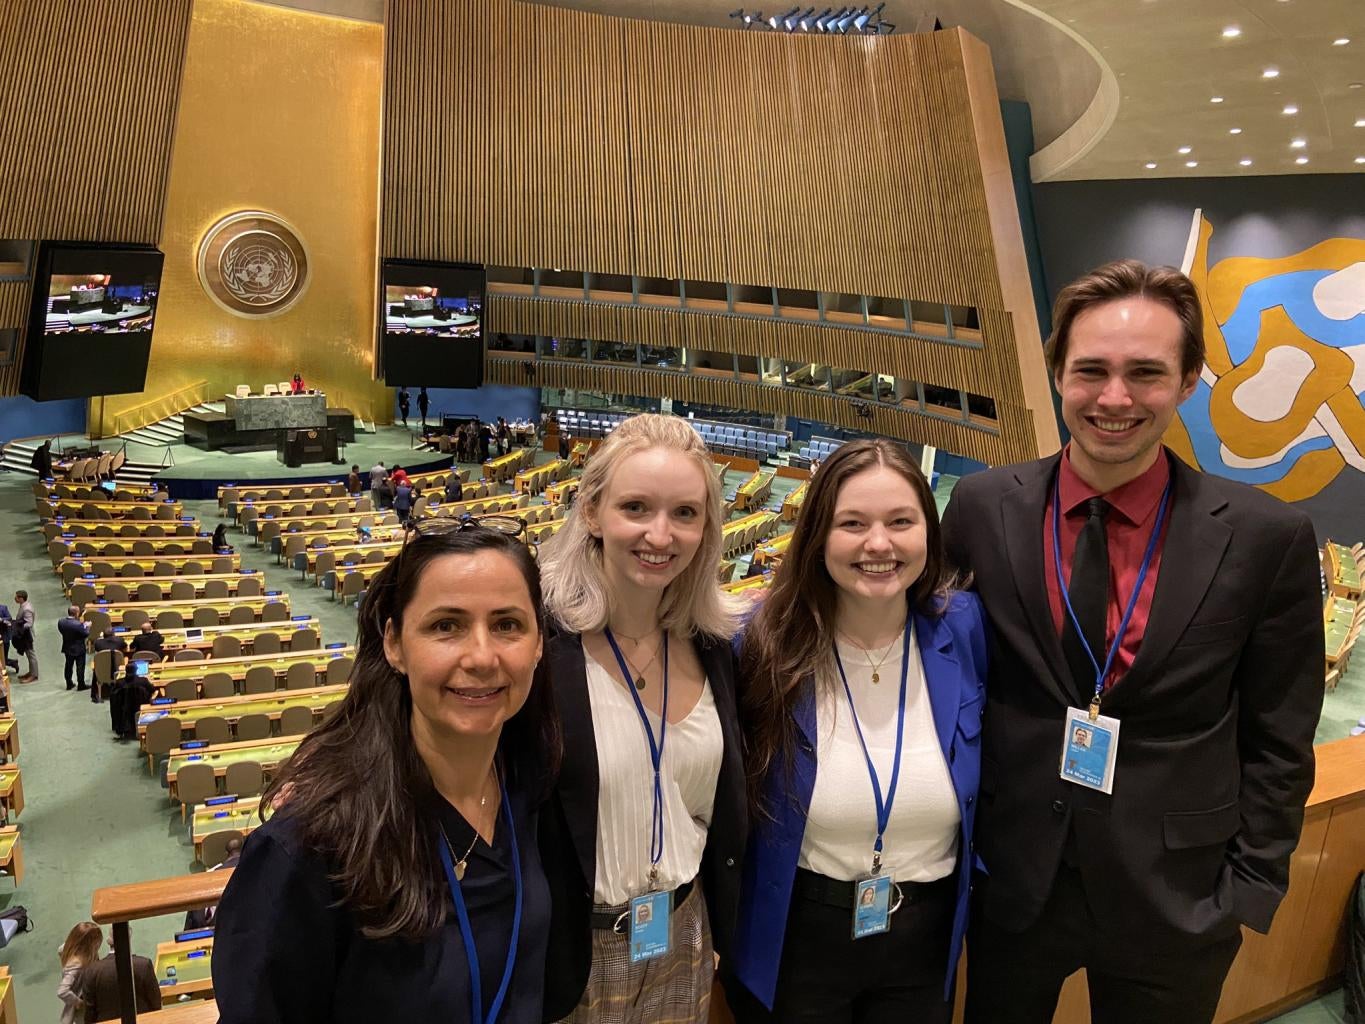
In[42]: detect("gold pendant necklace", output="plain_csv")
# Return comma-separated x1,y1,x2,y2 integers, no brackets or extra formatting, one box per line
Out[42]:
841,632,897,684
442,775,492,880
610,630,662,691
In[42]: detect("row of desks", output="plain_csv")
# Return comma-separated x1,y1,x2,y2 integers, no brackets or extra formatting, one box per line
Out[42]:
149,645,353,686
86,593,291,629
71,570,263,602
1324,542,1361,599
1324,596,1357,665
105,617,322,656
59,553,241,584
138,683,349,746
168,736,301,797
41,498,185,521
42,517,200,542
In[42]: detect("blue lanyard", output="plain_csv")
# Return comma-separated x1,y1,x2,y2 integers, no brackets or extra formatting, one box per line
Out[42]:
1051,475,1172,708
603,627,670,884
437,774,522,1024
832,621,912,876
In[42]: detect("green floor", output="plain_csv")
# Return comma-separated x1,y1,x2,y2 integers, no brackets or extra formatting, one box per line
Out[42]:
0,458,1354,1020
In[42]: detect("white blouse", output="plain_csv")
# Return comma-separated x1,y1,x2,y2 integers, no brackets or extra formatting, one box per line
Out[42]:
798,625,961,883
586,651,723,907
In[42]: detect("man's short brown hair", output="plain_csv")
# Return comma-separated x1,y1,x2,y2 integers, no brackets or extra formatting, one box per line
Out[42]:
1045,259,1205,379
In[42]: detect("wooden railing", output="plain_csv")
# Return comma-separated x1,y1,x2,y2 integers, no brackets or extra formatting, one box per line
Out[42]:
91,869,233,1023
102,380,210,439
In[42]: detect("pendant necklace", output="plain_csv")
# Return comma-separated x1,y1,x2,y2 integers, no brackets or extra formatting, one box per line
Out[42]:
609,629,662,690
442,773,492,881
840,632,898,684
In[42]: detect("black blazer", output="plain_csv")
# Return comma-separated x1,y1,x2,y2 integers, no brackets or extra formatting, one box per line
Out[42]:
940,451,1323,946
539,627,747,1021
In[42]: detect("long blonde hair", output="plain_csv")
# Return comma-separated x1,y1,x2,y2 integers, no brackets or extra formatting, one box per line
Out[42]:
540,413,742,639
60,922,102,968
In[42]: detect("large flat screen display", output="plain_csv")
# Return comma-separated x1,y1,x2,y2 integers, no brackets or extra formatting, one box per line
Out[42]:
381,260,484,389
20,242,164,401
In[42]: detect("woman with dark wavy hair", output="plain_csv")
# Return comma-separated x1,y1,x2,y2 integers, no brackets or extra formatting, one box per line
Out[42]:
213,522,561,1024
724,439,988,1023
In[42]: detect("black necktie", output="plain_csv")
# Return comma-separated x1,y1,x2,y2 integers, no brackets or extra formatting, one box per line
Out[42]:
1061,497,1110,696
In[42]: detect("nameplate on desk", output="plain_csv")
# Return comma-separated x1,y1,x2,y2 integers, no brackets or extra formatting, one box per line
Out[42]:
152,697,175,706
203,795,235,806
181,516,194,522
326,642,346,649
241,568,256,574
83,573,96,579
62,532,74,538
181,740,208,750
175,927,215,942
291,615,310,621
265,591,281,597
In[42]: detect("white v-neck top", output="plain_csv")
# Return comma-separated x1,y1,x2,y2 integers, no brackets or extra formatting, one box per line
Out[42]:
798,625,960,883
586,651,723,907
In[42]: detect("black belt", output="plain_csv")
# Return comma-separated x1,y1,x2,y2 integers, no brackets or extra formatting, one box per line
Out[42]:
590,879,694,933
792,868,954,912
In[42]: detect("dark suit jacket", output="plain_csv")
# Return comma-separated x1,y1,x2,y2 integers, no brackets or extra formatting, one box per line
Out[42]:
79,953,162,1021
58,616,90,657
940,450,1323,946
539,627,747,1020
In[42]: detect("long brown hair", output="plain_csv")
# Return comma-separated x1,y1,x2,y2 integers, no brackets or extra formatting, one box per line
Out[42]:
740,439,957,817
60,922,102,967
262,527,561,941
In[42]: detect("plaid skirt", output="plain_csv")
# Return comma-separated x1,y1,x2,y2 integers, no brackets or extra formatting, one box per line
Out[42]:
558,884,714,1024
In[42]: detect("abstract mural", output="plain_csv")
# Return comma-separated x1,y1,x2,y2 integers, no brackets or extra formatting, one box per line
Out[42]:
1164,211,1365,502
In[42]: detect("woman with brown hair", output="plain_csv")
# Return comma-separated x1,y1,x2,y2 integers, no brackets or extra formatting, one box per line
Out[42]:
57,922,102,1024
725,439,988,1022
212,522,561,1023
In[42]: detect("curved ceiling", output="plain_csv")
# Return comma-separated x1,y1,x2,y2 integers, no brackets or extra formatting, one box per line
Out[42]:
250,0,1365,180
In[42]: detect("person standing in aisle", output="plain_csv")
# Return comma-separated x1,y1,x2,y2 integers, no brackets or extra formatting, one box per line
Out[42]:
725,440,986,1023
418,387,430,430
538,414,746,1024
369,461,388,511
57,605,90,691
940,260,1324,1024
398,386,411,428
12,591,37,683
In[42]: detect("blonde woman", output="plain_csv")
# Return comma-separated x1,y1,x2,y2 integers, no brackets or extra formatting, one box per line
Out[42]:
57,922,102,1024
538,413,746,1024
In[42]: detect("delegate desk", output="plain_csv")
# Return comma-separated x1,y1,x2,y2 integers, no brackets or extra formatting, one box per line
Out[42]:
251,508,393,543
43,498,185,521
154,935,215,1001
781,481,809,522
419,493,522,519
60,553,241,585
483,448,535,484
132,618,323,657
149,646,353,694
89,594,290,629
0,767,23,822
241,497,373,531
751,531,794,568
296,540,401,578
269,523,403,556
191,797,262,861
1324,598,1356,667
722,511,779,559
137,683,349,747
219,480,346,512
42,517,200,542
1324,543,1362,601
76,572,260,602
546,476,579,505
225,391,327,430
734,469,775,512
166,736,302,799
50,534,217,566
0,827,23,888
0,966,13,1024
0,716,18,761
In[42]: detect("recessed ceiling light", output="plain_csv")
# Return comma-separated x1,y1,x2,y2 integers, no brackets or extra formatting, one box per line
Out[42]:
1352,82,1364,89
1283,105,1299,115
1144,162,1158,169
1240,159,1253,166
1229,127,1243,134
1291,138,1307,148
1295,156,1309,164
1356,118,1365,127
1211,96,1224,103
1334,38,1351,46
1185,160,1199,168
1178,145,1192,154
1263,67,1280,78
1222,26,1242,38
1356,157,1365,164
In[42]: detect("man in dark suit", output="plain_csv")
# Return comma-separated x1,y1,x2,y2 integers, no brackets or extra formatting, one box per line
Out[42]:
77,934,162,1021
57,604,90,691
128,621,163,661
90,629,126,704
941,260,1323,1024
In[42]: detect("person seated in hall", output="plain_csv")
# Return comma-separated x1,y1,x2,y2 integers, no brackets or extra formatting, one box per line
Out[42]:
129,621,164,661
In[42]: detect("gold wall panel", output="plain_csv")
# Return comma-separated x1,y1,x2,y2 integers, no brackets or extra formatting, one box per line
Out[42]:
0,0,192,395
382,0,1060,462
90,0,391,436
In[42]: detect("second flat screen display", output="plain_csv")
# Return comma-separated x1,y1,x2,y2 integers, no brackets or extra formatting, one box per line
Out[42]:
380,260,484,389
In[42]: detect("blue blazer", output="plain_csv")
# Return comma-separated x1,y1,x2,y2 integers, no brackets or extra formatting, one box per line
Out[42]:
729,591,988,1009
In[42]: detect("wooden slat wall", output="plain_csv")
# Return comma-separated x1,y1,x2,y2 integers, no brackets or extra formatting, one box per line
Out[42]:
382,0,1058,463
0,0,193,394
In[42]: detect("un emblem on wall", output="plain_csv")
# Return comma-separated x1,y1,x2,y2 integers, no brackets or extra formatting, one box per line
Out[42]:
198,211,310,318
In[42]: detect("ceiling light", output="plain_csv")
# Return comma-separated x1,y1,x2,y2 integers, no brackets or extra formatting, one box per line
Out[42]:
1283,105,1298,114
1334,38,1350,46
1295,156,1309,164
1263,67,1280,78
1240,159,1253,166
1178,145,1192,154
1356,157,1365,164
1229,127,1243,134
1211,96,1224,103
1185,160,1199,168
1145,162,1157,169
1222,26,1241,38
1356,118,1365,127
1291,138,1307,148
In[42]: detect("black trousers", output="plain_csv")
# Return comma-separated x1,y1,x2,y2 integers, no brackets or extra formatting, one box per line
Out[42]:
64,651,86,686
728,870,955,1024
964,866,1242,1024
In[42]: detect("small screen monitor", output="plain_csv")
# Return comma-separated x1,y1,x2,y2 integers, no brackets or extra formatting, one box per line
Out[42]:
132,660,150,678
185,628,204,641
380,260,484,389
20,242,164,401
